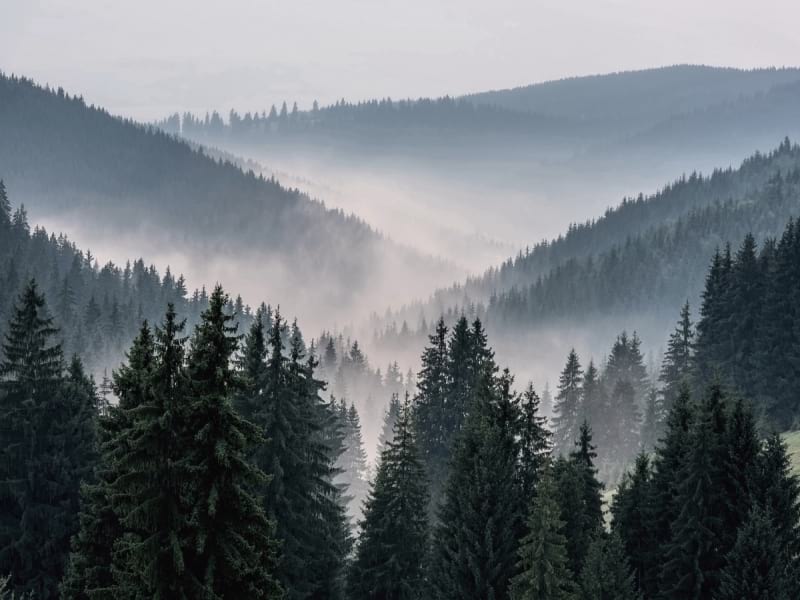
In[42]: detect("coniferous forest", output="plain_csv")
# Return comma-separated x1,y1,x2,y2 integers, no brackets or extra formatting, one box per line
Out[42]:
4,6,800,598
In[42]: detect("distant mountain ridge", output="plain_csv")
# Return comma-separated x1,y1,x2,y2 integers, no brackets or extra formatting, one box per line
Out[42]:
0,72,455,329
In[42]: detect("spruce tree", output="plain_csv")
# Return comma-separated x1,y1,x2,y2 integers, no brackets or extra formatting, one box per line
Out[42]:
183,286,281,598
429,372,520,600
552,349,583,455
658,302,693,414
717,507,796,600
412,317,450,516
511,468,577,600
377,392,402,454
0,280,95,598
659,385,727,599
611,453,654,597
62,323,156,598
578,533,640,600
517,383,551,500
348,397,429,600
109,305,195,597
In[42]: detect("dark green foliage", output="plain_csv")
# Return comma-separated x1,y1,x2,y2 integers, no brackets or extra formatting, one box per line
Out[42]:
611,454,655,597
428,370,521,600
578,533,640,600
659,385,728,599
182,286,281,598
0,281,97,598
109,305,195,597
255,310,348,599
510,469,577,600
553,425,604,577
552,349,582,456
717,507,797,600
517,383,552,500
659,302,694,413
348,398,429,600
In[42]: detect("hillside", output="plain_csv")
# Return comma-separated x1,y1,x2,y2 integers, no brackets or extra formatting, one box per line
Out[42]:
159,66,800,280
465,65,800,136
370,140,800,382
0,73,455,330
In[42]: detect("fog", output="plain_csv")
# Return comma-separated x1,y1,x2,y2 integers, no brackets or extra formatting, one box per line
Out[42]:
4,1,800,121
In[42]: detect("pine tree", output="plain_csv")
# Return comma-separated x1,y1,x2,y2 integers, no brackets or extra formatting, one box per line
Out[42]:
0,280,95,598
611,453,654,597
338,402,370,525
412,317,450,516
659,385,727,599
646,385,693,588
552,349,583,455
377,392,402,454
109,304,195,597
429,373,520,600
752,434,800,558
62,323,156,598
511,468,577,600
717,507,796,600
517,383,551,500
578,533,640,600
659,302,693,414
182,286,281,598
639,388,661,453
348,397,429,600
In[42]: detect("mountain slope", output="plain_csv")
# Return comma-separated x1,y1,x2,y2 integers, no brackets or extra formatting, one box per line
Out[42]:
370,141,800,382
464,65,800,136
0,73,454,329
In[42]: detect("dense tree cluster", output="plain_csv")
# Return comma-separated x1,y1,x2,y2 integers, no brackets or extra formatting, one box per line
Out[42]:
162,97,568,148
374,140,800,351
612,387,800,599
551,332,651,481
694,219,800,429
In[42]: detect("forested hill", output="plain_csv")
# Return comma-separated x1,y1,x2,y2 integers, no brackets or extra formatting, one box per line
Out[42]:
372,140,800,360
465,65,800,136
0,73,452,328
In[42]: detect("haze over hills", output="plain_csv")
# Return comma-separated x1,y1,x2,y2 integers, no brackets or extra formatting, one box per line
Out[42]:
369,140,800,386
163,65,800,278
0,73,458,331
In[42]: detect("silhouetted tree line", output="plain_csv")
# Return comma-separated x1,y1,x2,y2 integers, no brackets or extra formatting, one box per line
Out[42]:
1,275,798,598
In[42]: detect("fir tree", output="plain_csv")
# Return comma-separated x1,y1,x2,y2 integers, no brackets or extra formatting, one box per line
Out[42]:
611,453,655,597
183,286,281,598
659,302,693,414
109,304,195,597
659,385,727,599
377,392,402,454
717,507,796,600
348,397,429,600
0,281,95,598
578,533,640,600
511,468,577,600
428,373,520,600
552,349,583,456
517,383,551,500
412,317,450,516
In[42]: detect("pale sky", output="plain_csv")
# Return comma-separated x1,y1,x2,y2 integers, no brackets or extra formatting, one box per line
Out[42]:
2,0,799,120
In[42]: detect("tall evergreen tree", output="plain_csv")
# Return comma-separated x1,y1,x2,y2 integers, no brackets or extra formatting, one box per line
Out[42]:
717,507,796,600
659,385,727,600
182,286,281,598
108,305,195,597
659,302,693,414
377,392,402,454
511,468,577,600
552,349,583,455
412,318,450,516
0,281,95,598
428,372,520,600
517,383,551,500
578,533,640,600
348,397,429,600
